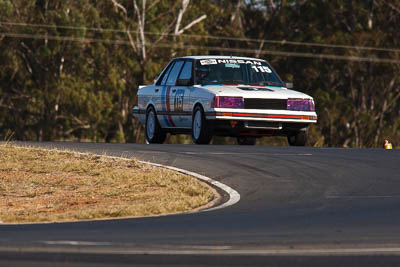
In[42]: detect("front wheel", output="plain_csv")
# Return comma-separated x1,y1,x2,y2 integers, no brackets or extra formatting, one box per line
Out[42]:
287,129,308,146
145,107,166,144
192,106,213,144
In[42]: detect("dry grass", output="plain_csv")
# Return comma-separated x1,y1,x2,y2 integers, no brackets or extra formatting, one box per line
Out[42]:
0,144,216,223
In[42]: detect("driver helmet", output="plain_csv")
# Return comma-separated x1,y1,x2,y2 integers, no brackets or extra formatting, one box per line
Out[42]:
196,66,209,81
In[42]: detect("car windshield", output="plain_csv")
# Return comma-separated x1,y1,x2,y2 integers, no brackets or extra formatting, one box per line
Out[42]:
194,58,284,87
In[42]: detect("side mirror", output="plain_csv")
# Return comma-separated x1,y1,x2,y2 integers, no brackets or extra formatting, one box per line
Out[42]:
285,82,293,89
176,78,192,86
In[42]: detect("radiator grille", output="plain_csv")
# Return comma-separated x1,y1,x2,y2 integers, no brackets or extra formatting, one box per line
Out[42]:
244,98,287,110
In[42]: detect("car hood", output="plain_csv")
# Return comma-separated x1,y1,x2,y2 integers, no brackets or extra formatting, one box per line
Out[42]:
197,85,312,99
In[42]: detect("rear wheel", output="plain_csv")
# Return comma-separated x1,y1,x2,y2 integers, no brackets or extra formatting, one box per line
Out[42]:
145,106,166,144
192,106,213,144
237,136,256,145
287,129,308,146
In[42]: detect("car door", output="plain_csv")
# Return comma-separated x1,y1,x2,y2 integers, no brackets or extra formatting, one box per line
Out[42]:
153,61,175,129
159,60,184,128
171,60,193,128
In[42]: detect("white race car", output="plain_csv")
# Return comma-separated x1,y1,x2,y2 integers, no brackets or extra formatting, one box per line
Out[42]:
132,56,317,145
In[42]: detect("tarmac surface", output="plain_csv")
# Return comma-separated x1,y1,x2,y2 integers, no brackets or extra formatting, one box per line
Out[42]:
1,142,400,266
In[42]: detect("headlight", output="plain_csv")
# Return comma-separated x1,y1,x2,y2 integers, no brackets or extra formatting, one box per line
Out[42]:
287,99,315,111
212,96,244,109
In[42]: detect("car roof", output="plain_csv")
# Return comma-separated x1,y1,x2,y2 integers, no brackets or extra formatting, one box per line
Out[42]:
176,55,267,61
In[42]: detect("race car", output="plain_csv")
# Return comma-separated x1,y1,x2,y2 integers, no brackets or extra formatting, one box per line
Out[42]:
132,55,317,145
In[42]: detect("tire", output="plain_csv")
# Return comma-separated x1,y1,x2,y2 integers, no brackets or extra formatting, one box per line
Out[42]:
237,136,256,145
192,106,213,144
145,106,166,144
287,129,308,146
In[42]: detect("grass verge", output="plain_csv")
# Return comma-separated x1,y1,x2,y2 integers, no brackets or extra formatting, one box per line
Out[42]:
0,144,217,223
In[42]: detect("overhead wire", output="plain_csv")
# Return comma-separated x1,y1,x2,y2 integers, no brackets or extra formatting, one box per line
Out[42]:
1,21,400,54
1,31,399,64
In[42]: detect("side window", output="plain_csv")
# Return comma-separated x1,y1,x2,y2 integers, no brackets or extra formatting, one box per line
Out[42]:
158,62,175,86
178,61,193,80
166,61,184,86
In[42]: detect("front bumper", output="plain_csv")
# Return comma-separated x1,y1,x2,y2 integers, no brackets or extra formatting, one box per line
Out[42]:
206,108,317,124
205,108,317,137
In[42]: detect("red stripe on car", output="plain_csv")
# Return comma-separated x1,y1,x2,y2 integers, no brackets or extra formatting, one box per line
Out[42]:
166,86,176,127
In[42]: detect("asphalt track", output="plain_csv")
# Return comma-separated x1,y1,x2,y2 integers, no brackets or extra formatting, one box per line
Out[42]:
1,142,400,266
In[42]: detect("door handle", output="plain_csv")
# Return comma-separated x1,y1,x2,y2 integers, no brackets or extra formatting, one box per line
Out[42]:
172,89,176,93
155,89,159,93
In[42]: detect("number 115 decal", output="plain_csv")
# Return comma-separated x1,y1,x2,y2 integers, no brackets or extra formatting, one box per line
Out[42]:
174,89,185,111
251,65,272,73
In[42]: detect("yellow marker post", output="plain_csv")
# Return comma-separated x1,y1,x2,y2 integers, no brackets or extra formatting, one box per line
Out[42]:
384,140,393,150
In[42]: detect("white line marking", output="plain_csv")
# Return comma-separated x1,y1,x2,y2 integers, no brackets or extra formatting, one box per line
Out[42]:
134,150,167,154
144,162,240,212
43,241,111,246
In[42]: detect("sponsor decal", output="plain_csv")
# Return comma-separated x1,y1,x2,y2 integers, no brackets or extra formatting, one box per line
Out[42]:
201,59,264,66
225,63,240,68
217,59,263,65
200,59,217,65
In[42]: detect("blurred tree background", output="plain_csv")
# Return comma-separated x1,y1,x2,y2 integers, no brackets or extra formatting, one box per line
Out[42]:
0,0,399,147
